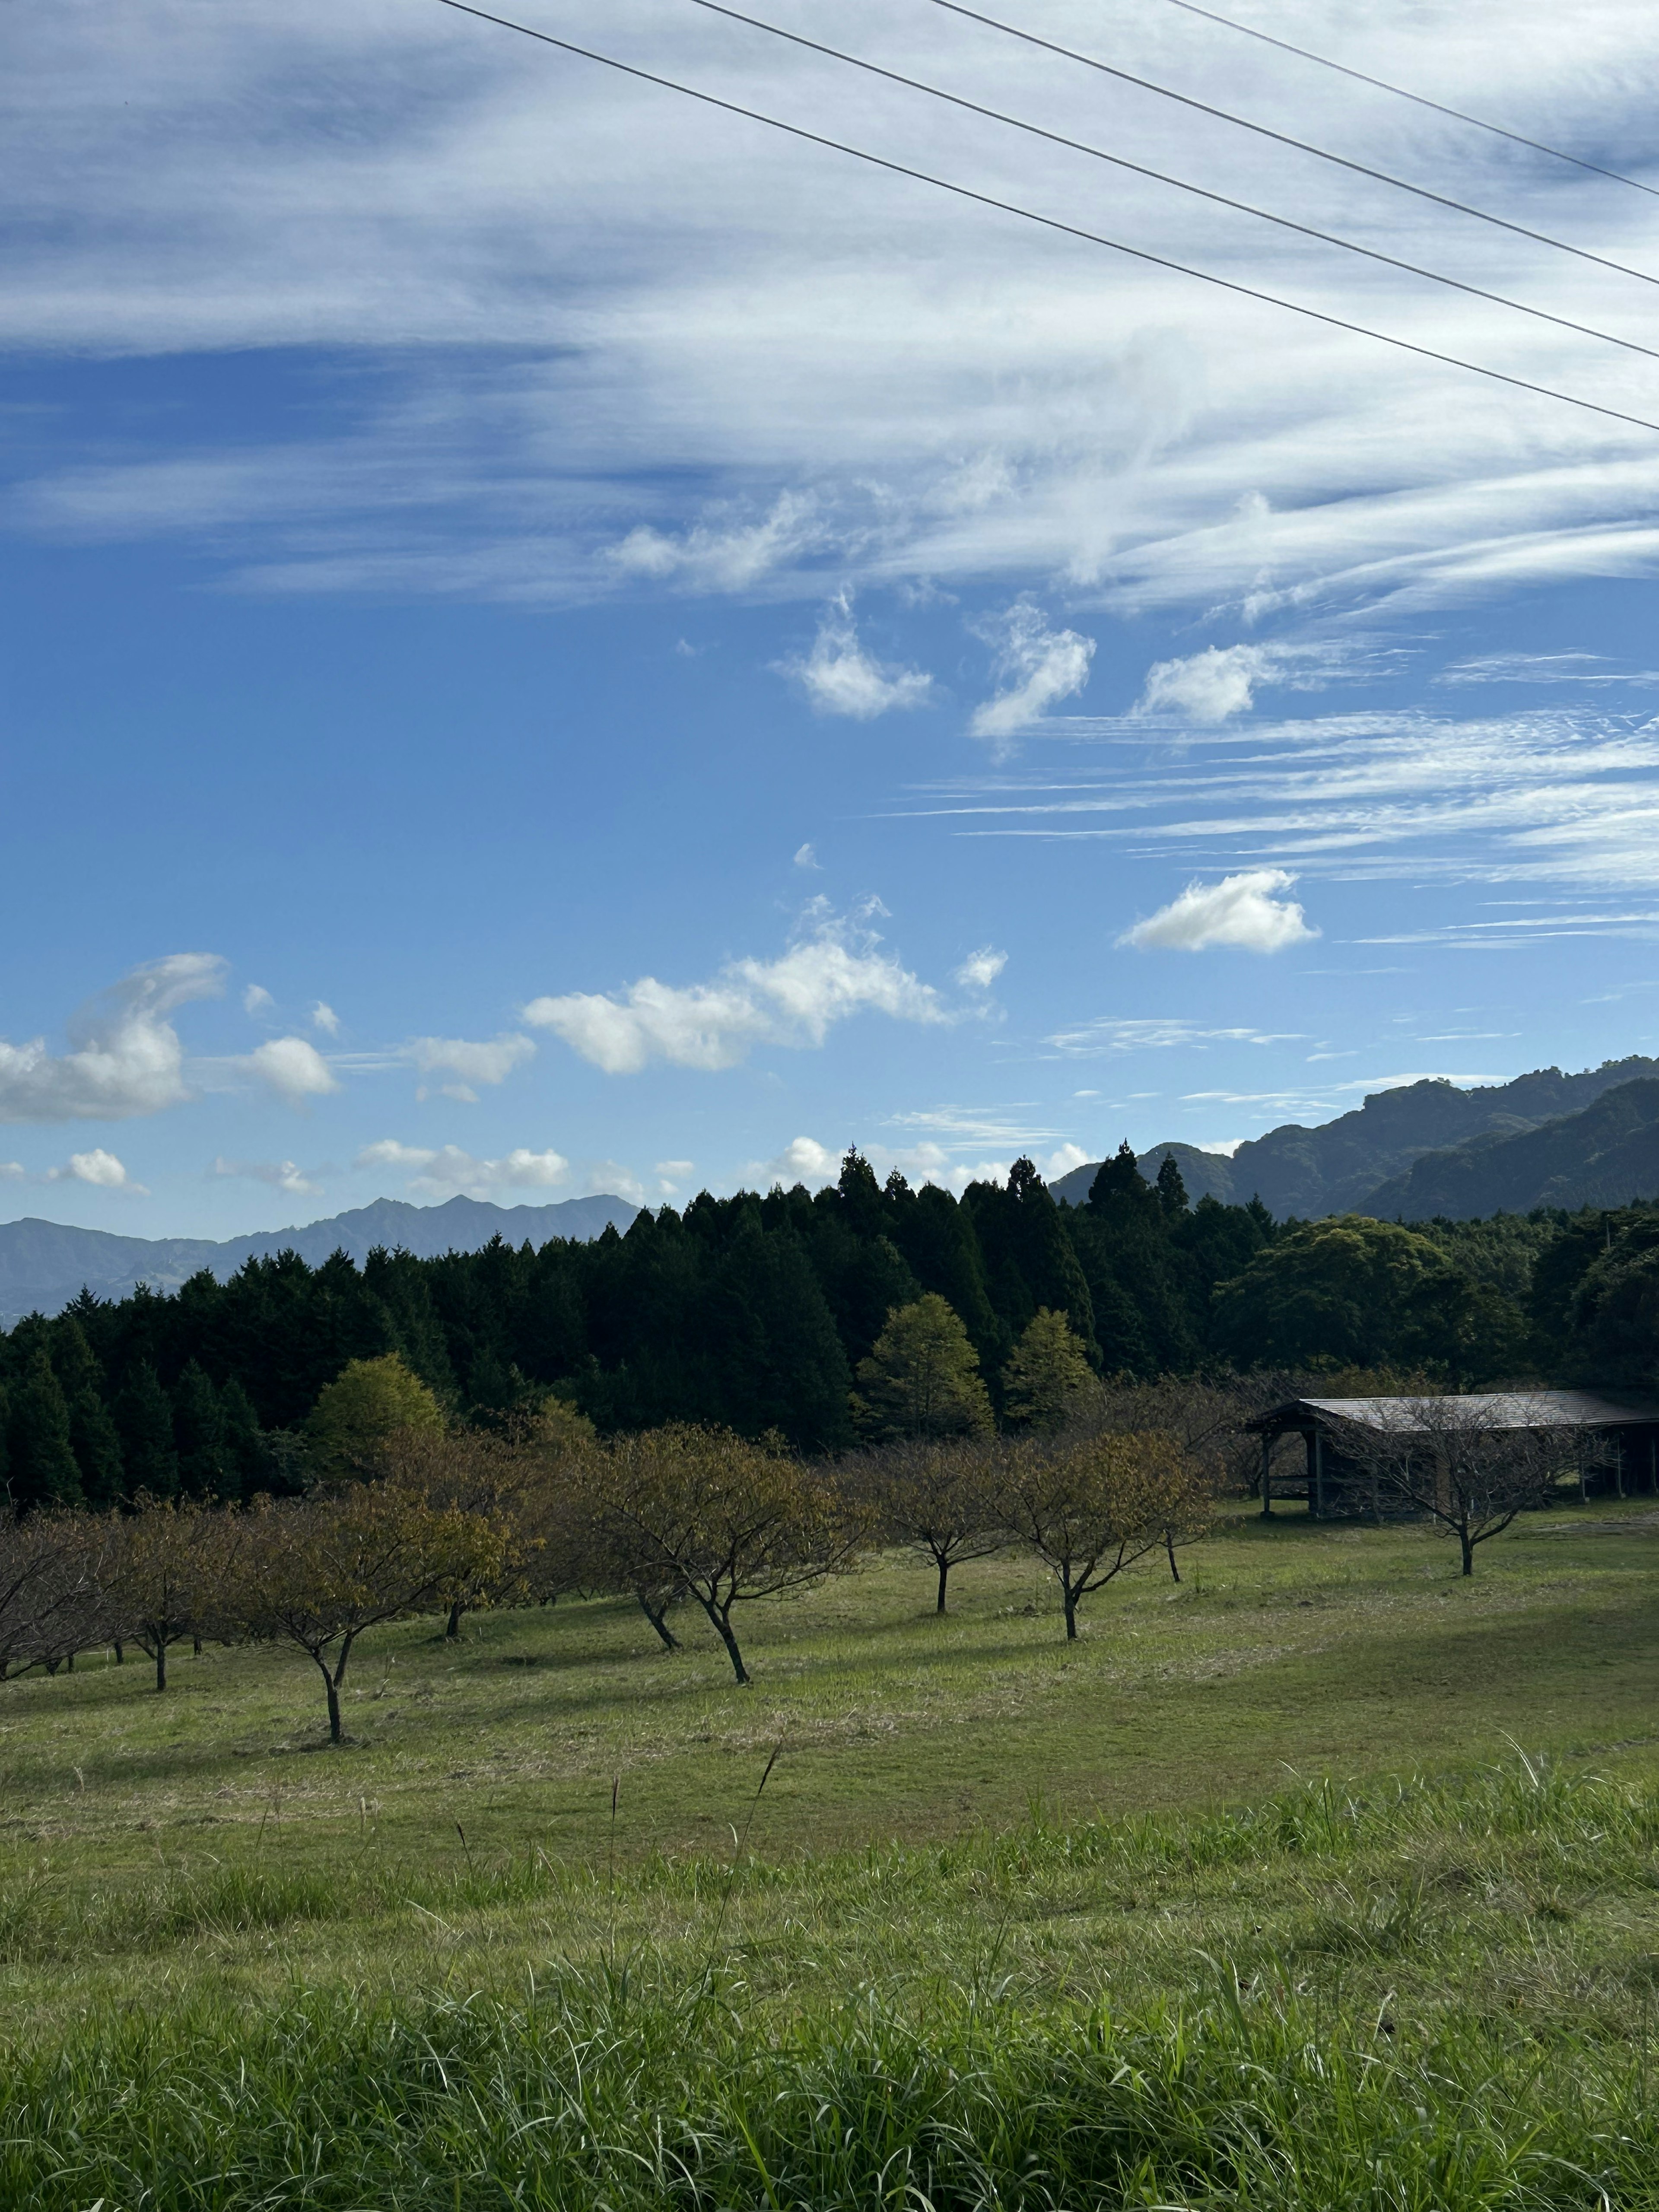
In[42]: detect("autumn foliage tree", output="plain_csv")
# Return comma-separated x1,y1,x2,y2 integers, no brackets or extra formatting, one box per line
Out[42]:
0,1511,101,1680
305,1354,444,1482
575,1424,866,1682
993,1426,1207,1638
1001,1309,1100,1433
232,1482,503,1741
95,1497,242,1690
861,1436,1002,1613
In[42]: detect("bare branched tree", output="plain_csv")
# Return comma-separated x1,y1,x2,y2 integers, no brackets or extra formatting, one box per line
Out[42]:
855,1436,1004,1613
1328,1395,1576,1576
0,1511,104,1680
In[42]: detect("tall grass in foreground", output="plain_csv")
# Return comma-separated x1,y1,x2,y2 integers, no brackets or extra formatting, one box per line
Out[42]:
7,1757,1659,2208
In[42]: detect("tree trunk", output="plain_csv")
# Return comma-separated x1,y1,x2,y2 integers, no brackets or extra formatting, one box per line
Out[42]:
698,1597,750,1684
1164,1531,1181,1583
637,1591,680,1650
326,1678,343,1743
1062,1589,1078,1640
1460,1528,1475,1577
935,1556,950,1614
155,1643,166,1693
193,1635,203,1656
113,1638,124,1664
446,1600,464,1640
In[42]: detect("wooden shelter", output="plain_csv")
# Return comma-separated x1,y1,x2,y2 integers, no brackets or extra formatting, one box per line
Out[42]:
1246,1390,1659,1519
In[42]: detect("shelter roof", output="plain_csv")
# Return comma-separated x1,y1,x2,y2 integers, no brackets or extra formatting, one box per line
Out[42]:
1250,1390,1659,1434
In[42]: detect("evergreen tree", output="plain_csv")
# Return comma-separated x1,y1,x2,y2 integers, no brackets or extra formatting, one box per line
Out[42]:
7,1350,83,1508
115,1361,181,1499
218,1376,268,1500
1001,1308,1099,1432
853,1295,994,1440
69,1389,125,1509
1155,1154,1190,1218
172,1359,229,1498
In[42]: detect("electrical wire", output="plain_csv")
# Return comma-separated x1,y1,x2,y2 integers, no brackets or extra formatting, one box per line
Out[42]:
1151,0,1659,201
686,0,1659,365
922,0,1659,289
433,0,1659,437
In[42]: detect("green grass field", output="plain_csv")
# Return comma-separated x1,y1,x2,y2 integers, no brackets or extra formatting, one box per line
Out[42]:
6,1499,1659,2206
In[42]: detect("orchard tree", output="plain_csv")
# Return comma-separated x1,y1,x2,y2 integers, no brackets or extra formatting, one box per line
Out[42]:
853,1295,993,1441
1330,1395,1570,1576
95,1497,241,1691
862,1437,1002,1613
1001,1309,1099,1433
0,1511,102,1680
578,1424,866,1683
305,1354,444,1481
371,1423,557,1638
234,1483,503,1742
993,1427,1203,1639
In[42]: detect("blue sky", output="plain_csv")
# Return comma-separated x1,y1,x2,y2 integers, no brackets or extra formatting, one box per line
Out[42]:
4,0,1659,1236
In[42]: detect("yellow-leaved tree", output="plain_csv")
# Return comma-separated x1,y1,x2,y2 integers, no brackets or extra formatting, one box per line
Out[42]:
233,1482,503,1741
304,1354,444,1481
853,1295,993,1441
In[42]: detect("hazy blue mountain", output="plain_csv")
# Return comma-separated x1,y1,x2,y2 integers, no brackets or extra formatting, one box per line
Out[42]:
1365,1079,1659,1220
0,1192,638,1325
1049,1058,1659,1220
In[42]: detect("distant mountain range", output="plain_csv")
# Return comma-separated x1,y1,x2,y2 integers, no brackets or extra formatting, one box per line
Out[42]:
0,1192,639,1326
1049,1058,1659,1221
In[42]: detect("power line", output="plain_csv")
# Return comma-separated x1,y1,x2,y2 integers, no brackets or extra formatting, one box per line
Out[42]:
923,0,1659,290
1150,0,1659,201
433,0,1659,437
687,0,1659,365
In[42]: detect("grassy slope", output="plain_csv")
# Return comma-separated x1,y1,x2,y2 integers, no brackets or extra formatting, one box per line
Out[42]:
7,1501,1659,2206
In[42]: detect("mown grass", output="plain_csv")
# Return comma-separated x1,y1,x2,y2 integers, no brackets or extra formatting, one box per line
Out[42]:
6,1500,1659,2206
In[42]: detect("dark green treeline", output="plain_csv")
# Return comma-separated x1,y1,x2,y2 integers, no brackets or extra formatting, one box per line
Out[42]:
3,1146,1656,1510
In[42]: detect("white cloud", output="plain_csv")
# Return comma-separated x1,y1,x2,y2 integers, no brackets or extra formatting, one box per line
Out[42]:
607,492,821,593
0,953,224,1124
47,1148,146,1194
0,1160,24,1179
1435,653,1659,688
780,597,934,719
523,904,950,1074
400,1031,535,1103
1048,1019,1304,1055
954,946,1007,991
211,1156,322,1197
311,1000,341,1036
970,603,1095,747
243,983,275,1017
1136,644,1273,724
754,1135,841,1188
1123,870,1318,953
354,1138,571,1198
793,842,821,870
242,1035,340,1104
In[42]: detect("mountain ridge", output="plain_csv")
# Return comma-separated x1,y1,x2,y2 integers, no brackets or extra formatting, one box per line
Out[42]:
0,1192,639,1326
1049,1058,1659,1218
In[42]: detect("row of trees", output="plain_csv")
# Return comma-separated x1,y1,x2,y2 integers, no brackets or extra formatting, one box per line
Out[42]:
0,1372,1234,1731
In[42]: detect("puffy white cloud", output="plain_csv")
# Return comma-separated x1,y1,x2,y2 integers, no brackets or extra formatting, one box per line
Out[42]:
355,1138,571,1198
780,598,934,719
954,946,1007,990
243,1035,340,1103
0,953,224,1123
524,905,949,1075
242,983,275,1016
754,1135,841,1189
793,842,821,870
1135,644,1273,724
1122,871,1319,954
211,1156,322,1197
970,604,1095,747
400,1031,535,1103
47,1147,146,1194
311,1000,341,1036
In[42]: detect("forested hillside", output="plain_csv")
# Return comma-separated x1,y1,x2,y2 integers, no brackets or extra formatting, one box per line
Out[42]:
6,1144,1658,1512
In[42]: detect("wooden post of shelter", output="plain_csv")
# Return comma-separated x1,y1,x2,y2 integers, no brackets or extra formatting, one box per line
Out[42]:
1313,1429,1326,1519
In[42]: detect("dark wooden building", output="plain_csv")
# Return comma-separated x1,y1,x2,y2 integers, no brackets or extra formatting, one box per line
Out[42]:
1247,1390,1659,1519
